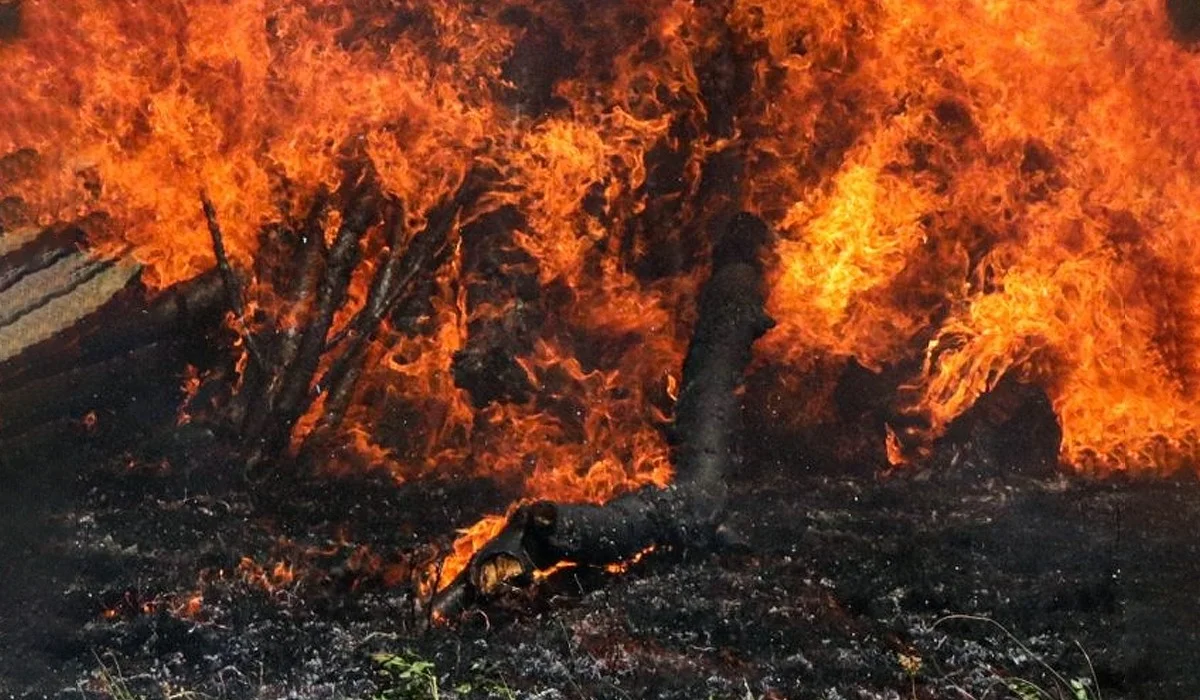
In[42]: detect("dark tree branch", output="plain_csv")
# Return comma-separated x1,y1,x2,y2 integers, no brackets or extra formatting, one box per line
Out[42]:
205,163,489,477
430,212,774,618
229,189,332,430
242,182,379,471
322,201,405,353
299,204,406,450
302,174,483,457
200,191,266,372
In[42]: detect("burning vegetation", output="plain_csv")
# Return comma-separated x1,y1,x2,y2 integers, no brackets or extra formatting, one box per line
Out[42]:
2,0,1200,697
4,0,1200,478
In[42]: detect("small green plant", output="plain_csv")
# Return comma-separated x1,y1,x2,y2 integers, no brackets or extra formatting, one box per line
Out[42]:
93,651,140,700
370,651,523,700
451,659,517,699
932,614,1102,700
372,651,441,700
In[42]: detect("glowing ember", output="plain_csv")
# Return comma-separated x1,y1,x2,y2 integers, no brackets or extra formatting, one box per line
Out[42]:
603,545,657,575
238,556,297,594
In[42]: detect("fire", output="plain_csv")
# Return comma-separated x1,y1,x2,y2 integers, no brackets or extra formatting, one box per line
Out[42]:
176,364,203,426
176,594,205,620
884,425,906,468
747,0,1200,472
5,0,1200,607
238,556,297,593
603,545,657,575
427,514,508,597
0,0,497,286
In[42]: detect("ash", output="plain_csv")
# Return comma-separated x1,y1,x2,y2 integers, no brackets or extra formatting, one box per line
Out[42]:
2,424,1196,700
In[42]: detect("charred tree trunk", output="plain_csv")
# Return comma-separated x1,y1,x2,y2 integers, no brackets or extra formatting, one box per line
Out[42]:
450,205,541,410
431,213,774,617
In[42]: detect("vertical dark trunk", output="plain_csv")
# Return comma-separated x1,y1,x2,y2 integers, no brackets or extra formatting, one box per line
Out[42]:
431,212,774,617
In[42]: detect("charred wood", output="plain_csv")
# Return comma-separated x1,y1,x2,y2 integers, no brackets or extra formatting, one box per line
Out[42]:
0,254,125,330
302,177,485,459
0,341,169,439
929,373,1062,479
0,221,144,366
241,183,379,471
451,206,540,409
0,270,226,441
1168,0,1200,43
225,167,487,474
451,320,537,409
0,223,85,294
499,18,571,119
225,189,331,429
0,1,19,41
431,212,774,618
199,191,266,375
3,266,227,379
300,205,409,448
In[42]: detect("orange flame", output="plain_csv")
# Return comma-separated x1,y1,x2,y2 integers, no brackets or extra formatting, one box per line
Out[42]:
6,0,1200,601
238,556,296,594
748,0,1200,473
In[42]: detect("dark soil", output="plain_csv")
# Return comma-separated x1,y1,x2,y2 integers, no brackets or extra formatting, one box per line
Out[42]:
3,402,1199,700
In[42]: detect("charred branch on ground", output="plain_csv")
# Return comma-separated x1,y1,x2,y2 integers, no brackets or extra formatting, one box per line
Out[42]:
431,213,774,618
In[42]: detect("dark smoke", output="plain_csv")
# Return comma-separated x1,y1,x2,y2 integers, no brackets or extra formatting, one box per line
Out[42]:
1167,0,1200,43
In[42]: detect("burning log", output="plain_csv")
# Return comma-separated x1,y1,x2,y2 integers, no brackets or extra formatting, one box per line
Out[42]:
430,212,774,617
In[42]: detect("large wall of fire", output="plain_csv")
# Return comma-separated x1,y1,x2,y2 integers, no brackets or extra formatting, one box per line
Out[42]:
2,0,1199,478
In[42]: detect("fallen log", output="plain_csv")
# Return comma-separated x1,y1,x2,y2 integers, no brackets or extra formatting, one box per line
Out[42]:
430,212,774,617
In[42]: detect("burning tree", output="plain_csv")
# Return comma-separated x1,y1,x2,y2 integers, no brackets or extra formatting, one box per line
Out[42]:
2,0,1200,626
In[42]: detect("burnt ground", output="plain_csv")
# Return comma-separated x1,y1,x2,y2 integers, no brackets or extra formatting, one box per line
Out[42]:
2,410,1199,700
